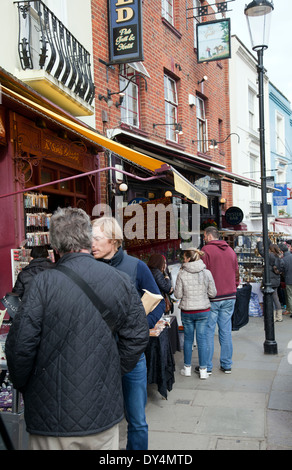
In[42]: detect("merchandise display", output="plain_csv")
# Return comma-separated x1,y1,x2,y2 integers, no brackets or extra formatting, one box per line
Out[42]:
11,248,54,286
24,192,52,247
220,231,285,284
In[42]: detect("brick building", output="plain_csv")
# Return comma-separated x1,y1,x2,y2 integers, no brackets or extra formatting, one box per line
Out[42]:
92,0,235,231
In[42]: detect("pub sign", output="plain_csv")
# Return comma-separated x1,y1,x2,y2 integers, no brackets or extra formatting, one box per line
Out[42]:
108,0,144,64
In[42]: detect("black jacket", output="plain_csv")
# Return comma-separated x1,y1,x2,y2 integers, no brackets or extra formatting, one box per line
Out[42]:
12,257,53,299
149,267,172,295
257,241,282,288
5,252,149,437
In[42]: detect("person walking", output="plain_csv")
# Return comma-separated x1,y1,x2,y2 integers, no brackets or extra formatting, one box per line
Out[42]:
174,248,216,379
257,239,283,322
5,207,149,450
278,243,292,318
147,253,173,313
201,226,239,374
91,216,165,451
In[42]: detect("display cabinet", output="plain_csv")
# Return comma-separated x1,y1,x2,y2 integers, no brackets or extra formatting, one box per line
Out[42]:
220,231,263,284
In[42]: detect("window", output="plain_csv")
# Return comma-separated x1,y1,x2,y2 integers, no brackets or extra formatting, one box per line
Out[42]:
248,87,256,131
196,96,207,152
276,111,285,156
119,65,139,128
164,74,178,141
162,0,174,25
276,159,287,184
250,154,260,200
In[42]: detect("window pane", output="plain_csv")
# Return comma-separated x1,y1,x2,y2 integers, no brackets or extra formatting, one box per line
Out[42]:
119,65,139,127
196,97,206,152
162,0,174,25
164,75,178,141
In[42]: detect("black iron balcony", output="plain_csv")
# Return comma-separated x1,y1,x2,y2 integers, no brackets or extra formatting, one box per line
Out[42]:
15,0,95,106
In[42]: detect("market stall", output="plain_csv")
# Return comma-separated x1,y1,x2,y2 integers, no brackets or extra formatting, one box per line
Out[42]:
220,230,286,317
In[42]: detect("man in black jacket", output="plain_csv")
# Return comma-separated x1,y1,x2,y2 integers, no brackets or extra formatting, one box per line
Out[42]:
12,246,53,299
5,207,149,450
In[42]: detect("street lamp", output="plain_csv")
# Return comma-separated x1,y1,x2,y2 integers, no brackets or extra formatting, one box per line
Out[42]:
244,0,277,354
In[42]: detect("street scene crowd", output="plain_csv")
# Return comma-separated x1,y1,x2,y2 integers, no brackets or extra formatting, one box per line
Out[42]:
1,208,292,450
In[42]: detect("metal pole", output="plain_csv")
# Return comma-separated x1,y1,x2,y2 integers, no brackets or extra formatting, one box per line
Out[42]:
257,48,278,354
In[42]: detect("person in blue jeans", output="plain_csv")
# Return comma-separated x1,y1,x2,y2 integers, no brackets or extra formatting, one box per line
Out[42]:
174,249,217,379
92,216,165,450
201,227,239,374
207,298,236,373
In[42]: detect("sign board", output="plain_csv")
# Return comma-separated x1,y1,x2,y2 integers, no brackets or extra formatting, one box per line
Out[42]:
128,197,149,205
196,18,231,64
108,0,144,64
225,206,244,226
273,183,287,206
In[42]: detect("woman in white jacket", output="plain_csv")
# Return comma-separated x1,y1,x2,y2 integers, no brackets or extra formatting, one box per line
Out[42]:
174,249,217,379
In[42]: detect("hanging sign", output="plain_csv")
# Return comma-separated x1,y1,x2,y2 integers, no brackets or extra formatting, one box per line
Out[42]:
196,18,231,63
273,183,287,206
108,0,144,64
225,206,244,226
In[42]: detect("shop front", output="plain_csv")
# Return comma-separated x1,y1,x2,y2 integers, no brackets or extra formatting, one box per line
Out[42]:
0,85,104,297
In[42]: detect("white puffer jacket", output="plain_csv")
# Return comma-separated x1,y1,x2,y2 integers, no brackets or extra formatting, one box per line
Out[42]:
174,259,217,311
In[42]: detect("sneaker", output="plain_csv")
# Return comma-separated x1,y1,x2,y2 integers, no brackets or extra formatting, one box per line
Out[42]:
220,366,232,374
195,366,212,375
199,368,209,380
180,365,191,377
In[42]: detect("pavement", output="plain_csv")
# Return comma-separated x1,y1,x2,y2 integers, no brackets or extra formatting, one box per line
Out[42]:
119,314,292,451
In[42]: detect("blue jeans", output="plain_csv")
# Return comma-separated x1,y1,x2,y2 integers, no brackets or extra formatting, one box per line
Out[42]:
181,311,210,368
122,353,148,450
207,299,236,371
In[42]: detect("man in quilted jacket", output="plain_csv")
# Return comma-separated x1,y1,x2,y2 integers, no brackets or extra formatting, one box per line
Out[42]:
5,207,149,450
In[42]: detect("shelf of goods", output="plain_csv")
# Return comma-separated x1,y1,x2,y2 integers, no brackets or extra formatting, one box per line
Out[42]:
24,192,52,247
220,231,285,284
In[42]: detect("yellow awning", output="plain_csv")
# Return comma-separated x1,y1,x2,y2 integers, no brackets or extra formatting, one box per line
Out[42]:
172,168,208,208
2,86,208,207
2,85,164,173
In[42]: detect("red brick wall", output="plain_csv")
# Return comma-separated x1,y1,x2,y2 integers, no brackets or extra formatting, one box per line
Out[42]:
91,0,232,206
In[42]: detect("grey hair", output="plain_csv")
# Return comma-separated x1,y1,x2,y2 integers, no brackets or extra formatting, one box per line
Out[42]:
50,207,92,253
92,216,123,248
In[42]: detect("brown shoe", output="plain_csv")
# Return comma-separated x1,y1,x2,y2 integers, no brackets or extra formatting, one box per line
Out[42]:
283,310,290,315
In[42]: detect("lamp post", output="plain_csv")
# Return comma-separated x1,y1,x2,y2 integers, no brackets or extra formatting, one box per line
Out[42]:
244,0,277,354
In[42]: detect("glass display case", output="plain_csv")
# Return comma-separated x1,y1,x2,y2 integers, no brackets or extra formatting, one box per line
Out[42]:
220,231,263,283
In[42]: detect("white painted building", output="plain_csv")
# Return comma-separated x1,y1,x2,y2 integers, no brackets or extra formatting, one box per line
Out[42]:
0,0,95,126
229,35,275,232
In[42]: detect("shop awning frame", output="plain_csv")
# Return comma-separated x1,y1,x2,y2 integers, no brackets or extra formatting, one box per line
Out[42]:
1,85,209,206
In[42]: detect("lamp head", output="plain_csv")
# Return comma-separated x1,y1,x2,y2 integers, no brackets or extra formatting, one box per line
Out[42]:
244,0,274,51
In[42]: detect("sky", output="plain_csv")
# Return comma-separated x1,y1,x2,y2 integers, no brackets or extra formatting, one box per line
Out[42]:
227,0,292,104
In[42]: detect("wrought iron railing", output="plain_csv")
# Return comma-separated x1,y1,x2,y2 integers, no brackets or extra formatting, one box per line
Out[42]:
15,0,95,105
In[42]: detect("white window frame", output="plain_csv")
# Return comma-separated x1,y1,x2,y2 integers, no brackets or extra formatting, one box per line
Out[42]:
164,74,178,141
196,96,207,152
162,0,174,25
119,65,140,128
248,87,256,131
276,111,285,156
276,158,287,184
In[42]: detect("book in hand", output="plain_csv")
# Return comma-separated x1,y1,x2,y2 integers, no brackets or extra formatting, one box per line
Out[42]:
141,289,163,315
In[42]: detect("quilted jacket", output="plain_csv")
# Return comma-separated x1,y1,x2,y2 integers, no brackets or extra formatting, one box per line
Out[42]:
12,257,53,299
174,259,217,311
5,252,149,437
